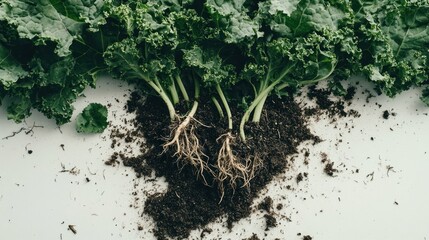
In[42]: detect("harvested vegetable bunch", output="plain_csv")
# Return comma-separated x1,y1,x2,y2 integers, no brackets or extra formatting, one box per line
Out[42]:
104,0,216,180
1,0,429,196
353,0,429,98
0,0,111,124
200,0,361,192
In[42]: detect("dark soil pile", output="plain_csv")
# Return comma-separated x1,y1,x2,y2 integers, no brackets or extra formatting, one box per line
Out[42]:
305,85,360,119
117,92,319,239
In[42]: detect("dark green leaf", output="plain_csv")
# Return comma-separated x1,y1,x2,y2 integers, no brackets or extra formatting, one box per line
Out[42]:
76,103,108,133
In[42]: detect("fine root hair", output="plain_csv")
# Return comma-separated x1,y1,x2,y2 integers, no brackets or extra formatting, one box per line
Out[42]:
163,114,212,183
216,132,262,201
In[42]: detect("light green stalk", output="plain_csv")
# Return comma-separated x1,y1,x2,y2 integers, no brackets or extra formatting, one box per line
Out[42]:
239,65,295,142
169,79,179,105
216,84,232,130
211,97,224,118
175,74,189,102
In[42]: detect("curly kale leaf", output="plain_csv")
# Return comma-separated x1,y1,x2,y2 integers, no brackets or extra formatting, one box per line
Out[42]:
259,0,350,37
4,52,93,125
355,0,429,96
0,0,107,56
76,103,108,133
0,0,115,124
205,0,263,43
0,43,28,90
183,45,236,88
0,31,113,124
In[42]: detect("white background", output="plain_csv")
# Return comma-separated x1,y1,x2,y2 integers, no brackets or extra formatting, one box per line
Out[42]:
1,77,428,240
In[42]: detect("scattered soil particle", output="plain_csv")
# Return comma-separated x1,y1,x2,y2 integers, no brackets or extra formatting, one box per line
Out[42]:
258,196,274,213
383,110,390,119
365,90,375,103
321,153,338,177
305,85,360,120
324,162,338,177
307,86,335,110
263,214,277,230
105,152,120,166
112,93,319,239
386,165,396,176
303,149,310,165
303,235,313,240
200,228,213,238
344,86,357,101
276,203,283,210
27,150,33,154
243,233,260,240
320,152,328,163
68,225,77,234
296,172,304,183
122,156,152,177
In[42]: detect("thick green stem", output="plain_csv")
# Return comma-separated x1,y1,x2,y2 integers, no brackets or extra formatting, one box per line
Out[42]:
186,78,200,119
188,97,199,119
239,79,281,142
212,97,224,118
147,80,176,121
193,77,200,99
251,94,268,123
175,74,189,102
169,79,180,105
127,65,176,121
276,58,336,91
251,66,271,121
276,82,289,91
239,64,295,142
216,84,232,130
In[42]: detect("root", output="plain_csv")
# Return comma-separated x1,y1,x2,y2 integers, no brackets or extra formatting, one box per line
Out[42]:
216,132,262,201
163,114,212,183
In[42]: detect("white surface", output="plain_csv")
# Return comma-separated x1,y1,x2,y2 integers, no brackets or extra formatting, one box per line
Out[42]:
1,77,429,240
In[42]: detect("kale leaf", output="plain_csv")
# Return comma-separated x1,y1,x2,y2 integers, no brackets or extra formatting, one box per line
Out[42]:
76,102,108,133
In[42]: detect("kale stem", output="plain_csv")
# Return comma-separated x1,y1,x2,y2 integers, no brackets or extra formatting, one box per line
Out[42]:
252,77,270,122
216,84,232,130
147,80,176,121
133,69,176,121
169,78,180,105
239,64,295,142
186,78,200,119
154,77,163,90
175,74,189,102
193,75,200,99
239,79,281,142
211,97,225,118
251,94,268,123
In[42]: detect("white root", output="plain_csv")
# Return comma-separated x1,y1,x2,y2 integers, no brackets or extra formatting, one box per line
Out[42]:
216,132,262,201
163,114,212,183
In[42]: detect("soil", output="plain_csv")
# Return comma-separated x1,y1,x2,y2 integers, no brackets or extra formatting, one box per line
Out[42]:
258,196,274,213
114,92,319,239
106,83,360,239
263,213,277,230
243,233,261,240
305,85,360,120
321,152,338,177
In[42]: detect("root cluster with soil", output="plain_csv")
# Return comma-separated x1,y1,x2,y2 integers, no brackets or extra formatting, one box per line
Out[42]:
163,114,212,182
118,93,319,239
216,132,262,200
